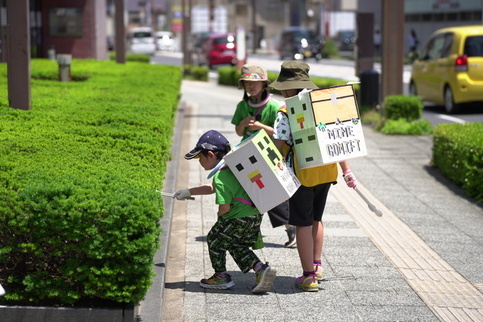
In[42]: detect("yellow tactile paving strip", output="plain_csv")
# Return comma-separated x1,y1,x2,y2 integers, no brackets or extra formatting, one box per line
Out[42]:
331,177,483,322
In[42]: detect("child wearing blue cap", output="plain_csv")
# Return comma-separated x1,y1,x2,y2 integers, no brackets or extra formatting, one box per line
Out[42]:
174,130,276,293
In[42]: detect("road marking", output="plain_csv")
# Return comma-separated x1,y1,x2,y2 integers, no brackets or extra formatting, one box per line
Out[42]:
330,178,483,322
437,114,466,124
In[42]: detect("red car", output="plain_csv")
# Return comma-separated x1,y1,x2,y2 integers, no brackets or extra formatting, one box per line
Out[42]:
200,33,237,68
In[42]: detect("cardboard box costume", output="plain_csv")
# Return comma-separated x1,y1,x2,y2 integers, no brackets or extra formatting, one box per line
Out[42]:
224,129,300,214
284,84,367,168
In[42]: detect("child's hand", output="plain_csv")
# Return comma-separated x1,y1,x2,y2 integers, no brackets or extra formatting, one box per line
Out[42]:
343,169,357,189
241,116,256,128
247,119,262,131
174,188,191,200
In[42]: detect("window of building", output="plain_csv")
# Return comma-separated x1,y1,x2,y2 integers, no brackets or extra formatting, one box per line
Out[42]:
49,7,83,36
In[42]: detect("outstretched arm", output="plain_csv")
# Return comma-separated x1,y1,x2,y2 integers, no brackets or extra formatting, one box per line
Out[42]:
174,183,214,200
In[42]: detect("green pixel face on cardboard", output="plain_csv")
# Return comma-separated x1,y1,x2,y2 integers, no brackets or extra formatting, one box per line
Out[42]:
285,84,368,169
224,129,300,214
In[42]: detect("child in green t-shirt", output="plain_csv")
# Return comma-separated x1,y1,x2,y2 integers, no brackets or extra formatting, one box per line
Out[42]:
231,64,295,248
174,130,276,293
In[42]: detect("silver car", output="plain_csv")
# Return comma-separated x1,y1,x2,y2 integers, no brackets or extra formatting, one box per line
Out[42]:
127,27,156,55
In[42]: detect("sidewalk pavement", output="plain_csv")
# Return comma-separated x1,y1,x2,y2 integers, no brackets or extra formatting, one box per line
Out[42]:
139,77,483,322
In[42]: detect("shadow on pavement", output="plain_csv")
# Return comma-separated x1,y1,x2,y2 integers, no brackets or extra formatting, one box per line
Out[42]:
423,164,483,209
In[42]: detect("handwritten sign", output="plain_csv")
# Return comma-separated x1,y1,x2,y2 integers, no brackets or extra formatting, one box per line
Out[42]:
285,84,367,168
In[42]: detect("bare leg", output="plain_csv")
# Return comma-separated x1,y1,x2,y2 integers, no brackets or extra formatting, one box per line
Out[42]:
312,220,324,262
296,225,315,272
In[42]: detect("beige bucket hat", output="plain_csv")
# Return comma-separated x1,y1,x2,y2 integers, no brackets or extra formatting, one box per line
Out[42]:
238,64,270,89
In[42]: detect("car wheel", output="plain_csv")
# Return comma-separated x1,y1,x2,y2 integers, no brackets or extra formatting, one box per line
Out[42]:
444,86,461,114
409,81,417,96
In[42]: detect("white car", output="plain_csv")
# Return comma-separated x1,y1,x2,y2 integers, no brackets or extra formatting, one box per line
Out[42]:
156,31,176,51
127,27,156,55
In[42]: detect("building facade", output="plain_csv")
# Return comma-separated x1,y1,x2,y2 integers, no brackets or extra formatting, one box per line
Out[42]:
1,0,481,61
1,0,108,61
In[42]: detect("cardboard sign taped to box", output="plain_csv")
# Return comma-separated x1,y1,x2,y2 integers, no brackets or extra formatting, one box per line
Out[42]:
285,84,367,168
224,129,300,214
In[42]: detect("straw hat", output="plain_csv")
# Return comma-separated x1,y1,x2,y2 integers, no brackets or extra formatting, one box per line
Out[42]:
269,61,317,91
238,64,270,89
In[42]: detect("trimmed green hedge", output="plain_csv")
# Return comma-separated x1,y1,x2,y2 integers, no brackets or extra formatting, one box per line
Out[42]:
383,95,423,122
362,95,432,135
109,52,152,63
0,59,181,306
433,123,483,201
183,64,209,81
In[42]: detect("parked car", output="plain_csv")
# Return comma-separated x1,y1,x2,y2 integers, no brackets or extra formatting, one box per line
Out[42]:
156,31,176,51
278,27,323,61
199,33,237,68
409,25,483,113
335,30,355,51
127,27,156,55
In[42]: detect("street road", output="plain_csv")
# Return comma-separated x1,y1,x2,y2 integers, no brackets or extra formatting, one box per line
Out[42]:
152,51,483,126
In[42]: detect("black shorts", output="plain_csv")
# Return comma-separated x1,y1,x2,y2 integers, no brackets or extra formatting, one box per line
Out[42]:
288,182,332,226
267,200,289,228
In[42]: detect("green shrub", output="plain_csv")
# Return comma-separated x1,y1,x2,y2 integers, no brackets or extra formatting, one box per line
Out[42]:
433,123,483,201
29,59,91,81
383,95,423,121
358,104,374,116
109,52,151,63
361,109,385,130
0,60,182,307
381,118,432,135
183,64,209,81
321,39,339,59
217,66,240,86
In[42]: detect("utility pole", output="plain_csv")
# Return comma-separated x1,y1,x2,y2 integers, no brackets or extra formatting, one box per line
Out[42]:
209,0,214,33
151,0,157,30
252,0,256,54
115,0,126,64
182,0,192,66
7,0,30,110
381,0,404,98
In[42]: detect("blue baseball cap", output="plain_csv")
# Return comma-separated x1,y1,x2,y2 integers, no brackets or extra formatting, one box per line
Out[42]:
185,130,230,160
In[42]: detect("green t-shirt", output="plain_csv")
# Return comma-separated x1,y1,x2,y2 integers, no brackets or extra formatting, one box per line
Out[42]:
231,98,281,141
213,167,260,219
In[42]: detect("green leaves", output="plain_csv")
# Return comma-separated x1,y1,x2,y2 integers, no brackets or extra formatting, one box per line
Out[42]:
384,95,424,122
433,122,483,201
0,59,181,306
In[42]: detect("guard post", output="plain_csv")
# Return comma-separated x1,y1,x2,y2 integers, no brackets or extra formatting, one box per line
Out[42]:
57,54,72,82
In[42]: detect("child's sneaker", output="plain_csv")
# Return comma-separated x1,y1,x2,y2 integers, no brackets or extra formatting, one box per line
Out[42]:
295,274,318,292
252,262,277,294
314,263,323,282
200,273,235,290
284,225,296,248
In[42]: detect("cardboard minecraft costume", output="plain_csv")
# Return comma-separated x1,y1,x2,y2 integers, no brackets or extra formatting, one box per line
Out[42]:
284,84,367,168
224,129,300,214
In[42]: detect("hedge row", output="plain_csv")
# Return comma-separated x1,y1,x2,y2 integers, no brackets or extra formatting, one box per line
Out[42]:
433,122,483,201
0,59,181,306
